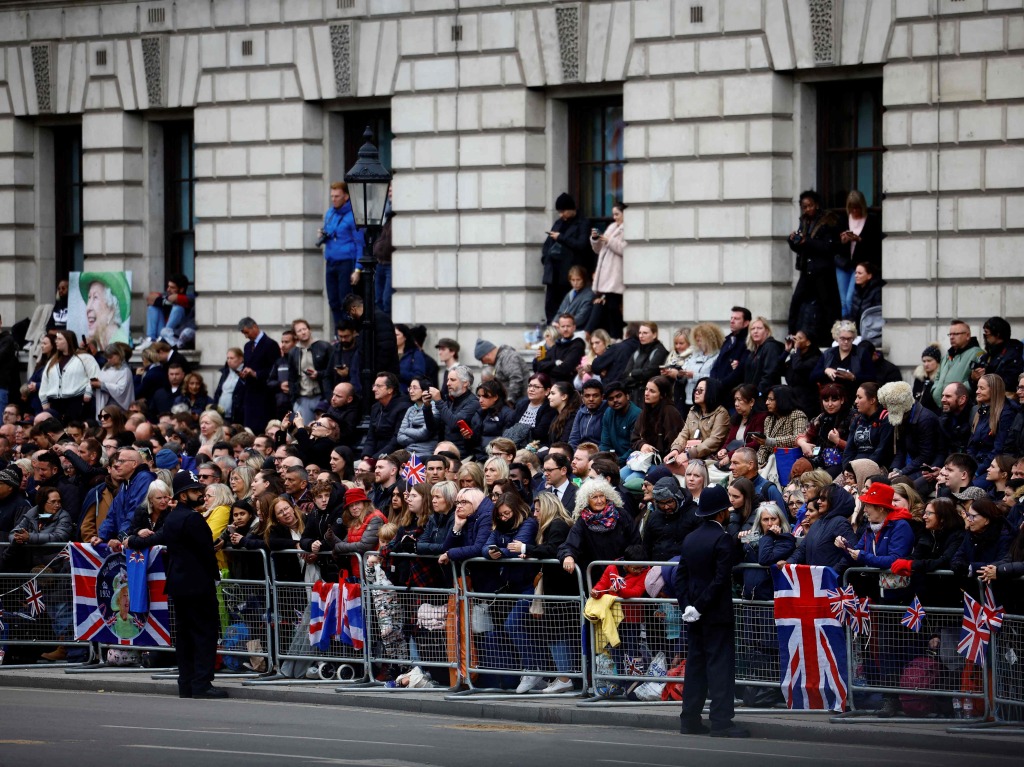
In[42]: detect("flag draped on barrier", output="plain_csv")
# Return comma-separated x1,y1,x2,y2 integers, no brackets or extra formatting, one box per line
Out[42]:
771,564,849,712
70,543,170,646
308,577,364,650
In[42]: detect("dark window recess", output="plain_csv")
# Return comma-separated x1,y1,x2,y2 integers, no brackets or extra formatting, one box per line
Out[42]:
343,109,393,183
241,40,253,57
817,78,884,214
148,7,165,24
451,25,463,42
53,124,84,281
164,121,196,283
95,49,107,66
690,5,704,24
567,97,625,227
338,0,355,9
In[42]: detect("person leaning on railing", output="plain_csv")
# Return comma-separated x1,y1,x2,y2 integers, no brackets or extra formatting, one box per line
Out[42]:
889,497,964,607
978,519,1024,613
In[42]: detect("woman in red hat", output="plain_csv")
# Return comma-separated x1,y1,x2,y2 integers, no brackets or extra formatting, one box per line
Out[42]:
332,487,387,574
834,480,916,717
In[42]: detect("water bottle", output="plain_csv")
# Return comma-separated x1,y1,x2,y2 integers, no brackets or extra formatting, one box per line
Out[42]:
963,697,974,718
952,697,963,719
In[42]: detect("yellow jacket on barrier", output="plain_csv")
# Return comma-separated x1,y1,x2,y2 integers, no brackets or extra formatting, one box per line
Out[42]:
584,594,624,648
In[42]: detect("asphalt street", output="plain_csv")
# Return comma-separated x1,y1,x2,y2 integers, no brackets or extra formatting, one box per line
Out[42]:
1,687,1020,767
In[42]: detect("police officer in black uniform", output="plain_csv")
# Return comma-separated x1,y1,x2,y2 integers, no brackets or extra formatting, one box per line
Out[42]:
127,470,225,699
673,484,749,738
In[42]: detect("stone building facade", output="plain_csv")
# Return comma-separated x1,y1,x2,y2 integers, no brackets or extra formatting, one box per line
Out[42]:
0,0,1022,384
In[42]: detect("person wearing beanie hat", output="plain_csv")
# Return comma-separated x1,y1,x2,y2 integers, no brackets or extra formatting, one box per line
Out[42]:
0,464,30,539
474,340,531,404
542,193,592,325
644,476,699,561
912,344,944,416
155,448,179,470
674,482,748,738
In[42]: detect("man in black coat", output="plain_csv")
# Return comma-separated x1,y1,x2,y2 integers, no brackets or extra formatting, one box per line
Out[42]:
533,314,586,385
360,372,410,459
709,307,751,394
541,193,592,324
673,485,748,738
642,477,699,561
127,470,225,699
787,190,842,347
343,293,399,384
238,317,281,434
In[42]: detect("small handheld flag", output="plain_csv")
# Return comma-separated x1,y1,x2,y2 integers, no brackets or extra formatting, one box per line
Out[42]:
400,454,426,485
23,581,45,617
901,596,926,633
958,592,991,665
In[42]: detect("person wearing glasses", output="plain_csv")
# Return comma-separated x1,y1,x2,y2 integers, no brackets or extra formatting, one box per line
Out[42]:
93,448,156,549
929,320,984,409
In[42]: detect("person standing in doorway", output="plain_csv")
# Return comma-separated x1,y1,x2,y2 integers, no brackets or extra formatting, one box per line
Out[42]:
318,181,361,329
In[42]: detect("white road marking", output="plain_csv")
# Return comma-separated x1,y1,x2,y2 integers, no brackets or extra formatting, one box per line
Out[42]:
126,745,437,767
103,724,435,749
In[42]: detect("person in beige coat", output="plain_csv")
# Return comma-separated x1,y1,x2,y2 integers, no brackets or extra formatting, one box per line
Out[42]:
588,203,626,337
666,378,731,461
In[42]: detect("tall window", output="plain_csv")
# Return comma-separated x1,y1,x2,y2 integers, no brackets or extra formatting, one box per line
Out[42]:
344,111,392,178
568,98,625,225
53,125,84,280
817,79,884,212
164,121,196,281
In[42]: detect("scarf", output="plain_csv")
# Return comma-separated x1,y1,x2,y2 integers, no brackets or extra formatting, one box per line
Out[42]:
581,503,619,532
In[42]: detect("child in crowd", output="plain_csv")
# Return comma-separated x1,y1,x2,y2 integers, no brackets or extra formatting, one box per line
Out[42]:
591,544,650,678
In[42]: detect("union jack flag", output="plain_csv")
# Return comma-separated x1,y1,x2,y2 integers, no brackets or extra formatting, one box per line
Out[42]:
958,591,991,665
771,565,849,712
981,584,1004,632
23,581,45,617
625,656,645,676
339,580,364,650
609,574,627,592
308,580,339,651
901,596,926,633
401,454,426,485
850,597,872,637
826,585,858,626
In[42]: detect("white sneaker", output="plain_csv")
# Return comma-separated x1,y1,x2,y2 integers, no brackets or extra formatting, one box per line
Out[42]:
542,678,574,694
516,674,545,694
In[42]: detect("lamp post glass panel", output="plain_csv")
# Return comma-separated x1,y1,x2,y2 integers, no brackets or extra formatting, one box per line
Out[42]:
344,126,393,413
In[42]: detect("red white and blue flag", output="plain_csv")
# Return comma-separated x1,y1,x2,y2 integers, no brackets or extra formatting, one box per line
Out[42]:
308,580,339,651
400,454,426,485
70,543,171,646
958,591,991,665
23,581,45,617
609,574,627,592
850,597,872,637
826,585,857,626
901,596,926,633
771,564,849,712
981,584,1004,632
339,580,364,650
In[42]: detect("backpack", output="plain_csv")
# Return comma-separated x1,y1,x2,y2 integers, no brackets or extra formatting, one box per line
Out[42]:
898,655,941,717
660,661,686,702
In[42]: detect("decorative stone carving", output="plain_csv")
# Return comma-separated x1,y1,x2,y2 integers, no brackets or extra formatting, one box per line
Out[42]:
555,4,580,82
142,37,164,107
809,0,834,64
31,43,53,113
330,23,352,96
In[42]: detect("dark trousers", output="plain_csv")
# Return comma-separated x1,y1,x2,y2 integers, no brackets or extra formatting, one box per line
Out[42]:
681,620,736,731
545,280,569,326
173,590,220,695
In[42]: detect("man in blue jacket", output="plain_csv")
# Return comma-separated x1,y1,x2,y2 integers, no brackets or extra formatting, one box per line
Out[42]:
568,380,606,448
92,448,155,547
599,381,640,466
319,182,361,329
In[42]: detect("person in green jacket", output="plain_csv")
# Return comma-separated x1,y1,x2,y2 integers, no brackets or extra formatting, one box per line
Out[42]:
930,320,984,409
599,380,641,467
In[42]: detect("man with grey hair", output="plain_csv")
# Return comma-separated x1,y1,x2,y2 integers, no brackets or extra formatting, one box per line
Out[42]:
429,364,481,457
282,464,313,513
729,446,785,509
237,317,281,434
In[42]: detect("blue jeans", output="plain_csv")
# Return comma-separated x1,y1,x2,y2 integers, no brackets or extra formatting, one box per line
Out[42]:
504,592,544,671
836,266,855,318
375,263,393,315
146,304,186,341
325,260,356,330
0,388,7,412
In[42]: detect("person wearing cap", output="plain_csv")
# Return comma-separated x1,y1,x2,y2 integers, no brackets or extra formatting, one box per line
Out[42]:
0,465,30,539
78,271,131,349
331,486,387,571
541,193,592,325
127,469,225,699
673,484,748,738
287,318,333,423
474,339,530,405
599,381,641,467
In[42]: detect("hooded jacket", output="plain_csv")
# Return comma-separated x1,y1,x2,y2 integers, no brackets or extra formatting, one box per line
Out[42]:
786,486,856,571
641,479,700,561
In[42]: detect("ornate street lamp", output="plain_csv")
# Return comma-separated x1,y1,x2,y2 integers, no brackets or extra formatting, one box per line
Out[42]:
344,126,392,413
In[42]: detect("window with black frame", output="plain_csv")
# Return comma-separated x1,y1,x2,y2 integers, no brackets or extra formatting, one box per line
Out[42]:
344,110,392,194
53,124,84,281
817,79,884,215
568,98,625,228
164,120,196,283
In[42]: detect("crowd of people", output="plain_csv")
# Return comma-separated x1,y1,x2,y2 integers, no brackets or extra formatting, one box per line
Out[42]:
0,188,1021,724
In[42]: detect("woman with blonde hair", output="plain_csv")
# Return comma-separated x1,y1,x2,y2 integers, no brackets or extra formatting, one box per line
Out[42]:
456,461,485,492
575,329,614,388
228,465,255,502
198,409,226,448
95,343,135,415
743,317,785,400
483,456,510,492
967,373,1019,484
669,323,724,414
201,483,234,570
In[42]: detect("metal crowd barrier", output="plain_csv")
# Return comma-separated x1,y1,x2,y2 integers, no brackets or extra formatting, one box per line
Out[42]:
453,557,586,699
986,608,1024,728
582,559,682,706
832,567,988,724
354,551,462,692
245,550,368,686
0,542,93,668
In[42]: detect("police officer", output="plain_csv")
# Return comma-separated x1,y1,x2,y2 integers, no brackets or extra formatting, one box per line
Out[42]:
673,484,749,738
127,470,225,699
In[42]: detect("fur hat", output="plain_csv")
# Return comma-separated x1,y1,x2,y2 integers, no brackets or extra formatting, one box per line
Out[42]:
878,381,915,426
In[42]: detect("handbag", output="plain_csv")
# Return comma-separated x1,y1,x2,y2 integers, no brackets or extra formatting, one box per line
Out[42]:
529,575,545,617
471,598,494,634
879,571,911,591
626,449,660,473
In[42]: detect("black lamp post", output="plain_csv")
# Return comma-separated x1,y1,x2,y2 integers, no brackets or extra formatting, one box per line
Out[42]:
344,126,392,415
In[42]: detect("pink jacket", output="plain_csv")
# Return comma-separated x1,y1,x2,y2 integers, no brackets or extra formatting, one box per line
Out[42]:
590,222,625,295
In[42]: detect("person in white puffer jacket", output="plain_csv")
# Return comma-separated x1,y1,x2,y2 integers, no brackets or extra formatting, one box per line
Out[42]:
39,329,100,422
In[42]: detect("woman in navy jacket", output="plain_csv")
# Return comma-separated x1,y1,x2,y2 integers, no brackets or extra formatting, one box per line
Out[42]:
889,497,964,607
952,498,1014,577
966,374,1019,485
842,382,894,468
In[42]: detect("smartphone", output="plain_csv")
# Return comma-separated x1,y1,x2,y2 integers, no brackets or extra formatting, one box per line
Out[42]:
664,454,677,465
747,431,766,440
456,419,474,437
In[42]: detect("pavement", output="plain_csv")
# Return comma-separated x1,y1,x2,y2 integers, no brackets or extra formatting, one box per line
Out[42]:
0,664,1021,757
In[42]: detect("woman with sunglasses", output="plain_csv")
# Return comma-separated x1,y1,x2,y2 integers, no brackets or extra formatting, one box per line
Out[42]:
95,403,128,441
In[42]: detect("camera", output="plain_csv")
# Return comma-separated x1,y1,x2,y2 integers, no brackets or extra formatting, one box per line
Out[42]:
315,231,329,247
